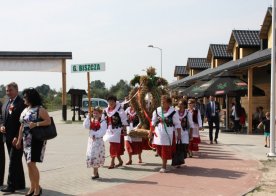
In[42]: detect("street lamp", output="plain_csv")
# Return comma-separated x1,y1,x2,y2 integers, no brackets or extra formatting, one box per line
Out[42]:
148,45,163,78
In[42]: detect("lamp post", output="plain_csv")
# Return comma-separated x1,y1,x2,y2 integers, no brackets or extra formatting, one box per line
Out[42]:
268,0,276,157
148,45,163,78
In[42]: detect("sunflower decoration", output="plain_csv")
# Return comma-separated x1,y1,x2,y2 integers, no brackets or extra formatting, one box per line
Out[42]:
128,66,168,138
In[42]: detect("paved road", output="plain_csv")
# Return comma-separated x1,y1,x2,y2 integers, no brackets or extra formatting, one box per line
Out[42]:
2,110,272,196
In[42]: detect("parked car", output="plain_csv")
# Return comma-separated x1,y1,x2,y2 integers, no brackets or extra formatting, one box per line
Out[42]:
80,98,108,117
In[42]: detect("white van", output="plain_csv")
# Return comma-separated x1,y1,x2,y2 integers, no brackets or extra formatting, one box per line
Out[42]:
80,98,108,117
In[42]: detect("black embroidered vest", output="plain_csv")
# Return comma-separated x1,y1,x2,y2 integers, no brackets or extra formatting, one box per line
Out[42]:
104,108,123,129
156,109,176,127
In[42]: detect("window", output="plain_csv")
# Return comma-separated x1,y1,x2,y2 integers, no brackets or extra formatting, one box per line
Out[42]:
91,100,97,107
99,101,108,108
83,101,89,107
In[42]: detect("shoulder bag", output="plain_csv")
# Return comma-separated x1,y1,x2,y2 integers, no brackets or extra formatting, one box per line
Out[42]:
31,107,57,141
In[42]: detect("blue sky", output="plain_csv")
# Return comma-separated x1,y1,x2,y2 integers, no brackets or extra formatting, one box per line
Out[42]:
0,0,271,91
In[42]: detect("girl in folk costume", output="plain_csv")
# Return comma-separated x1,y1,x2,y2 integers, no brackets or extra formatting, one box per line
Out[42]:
150,95,181,173
83,107,107,180
103,96,128,169
124,105,143,165
175,99,189,164
187,99,203,157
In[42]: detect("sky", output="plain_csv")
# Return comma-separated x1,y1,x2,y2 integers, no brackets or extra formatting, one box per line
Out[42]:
0,0,271,91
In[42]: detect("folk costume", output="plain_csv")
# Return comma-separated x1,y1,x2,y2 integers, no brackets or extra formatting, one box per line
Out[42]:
124,107,143,156
187,108,202,153
83,115,107,168
151,106,181,160
103,102,128,158
176,109,189,159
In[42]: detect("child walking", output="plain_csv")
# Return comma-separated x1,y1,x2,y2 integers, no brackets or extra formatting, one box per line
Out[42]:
258,112,270,148
83,107,107,179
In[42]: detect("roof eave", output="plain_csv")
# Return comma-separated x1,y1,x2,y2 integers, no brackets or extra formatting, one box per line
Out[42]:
0,51,73,59
169,48,271,88
227,33,235,52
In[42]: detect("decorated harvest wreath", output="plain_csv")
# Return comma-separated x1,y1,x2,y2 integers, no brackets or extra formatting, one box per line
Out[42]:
128,67,168,138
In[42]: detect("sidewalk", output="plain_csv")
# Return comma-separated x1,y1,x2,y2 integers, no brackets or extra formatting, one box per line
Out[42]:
2,110,269,196
86,132,262,196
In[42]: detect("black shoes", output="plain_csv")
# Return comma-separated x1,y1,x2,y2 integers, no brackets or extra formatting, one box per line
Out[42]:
25,190,34,196
26,187,42,196
91,174,99,180
210,139,218,144
1,187,15,193
33,187,42,196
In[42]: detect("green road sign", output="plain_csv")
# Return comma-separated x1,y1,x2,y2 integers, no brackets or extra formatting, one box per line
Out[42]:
71,62,105,73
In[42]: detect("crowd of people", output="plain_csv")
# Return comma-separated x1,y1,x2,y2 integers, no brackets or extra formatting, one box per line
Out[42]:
0,81,272,195
83,94,226,178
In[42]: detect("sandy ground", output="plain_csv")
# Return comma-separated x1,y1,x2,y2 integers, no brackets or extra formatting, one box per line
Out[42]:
246,159,276,196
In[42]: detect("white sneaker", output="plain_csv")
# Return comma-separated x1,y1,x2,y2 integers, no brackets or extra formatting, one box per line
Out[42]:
159,168,167,173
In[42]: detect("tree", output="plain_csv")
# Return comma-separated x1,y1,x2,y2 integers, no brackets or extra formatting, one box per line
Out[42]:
89,80,108,98
34,84,67,110
35,84,51,97
0,85,6,98
109,80,131,100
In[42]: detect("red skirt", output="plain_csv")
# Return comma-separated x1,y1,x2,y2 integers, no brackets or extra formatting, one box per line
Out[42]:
156,133,176,160
110,135,125,158
188,137,201,152
142,138,152,150
125,141,142,155
120,134,125,154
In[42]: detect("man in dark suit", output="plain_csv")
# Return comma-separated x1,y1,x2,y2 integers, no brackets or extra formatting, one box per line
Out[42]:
0,82,25,193
0,101,4,186
205,95,221,144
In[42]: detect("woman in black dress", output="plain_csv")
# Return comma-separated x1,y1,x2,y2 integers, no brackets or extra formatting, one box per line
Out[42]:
16,88,51,196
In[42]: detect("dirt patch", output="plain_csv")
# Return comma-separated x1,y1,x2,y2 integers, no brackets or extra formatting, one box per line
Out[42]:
246,159,276,195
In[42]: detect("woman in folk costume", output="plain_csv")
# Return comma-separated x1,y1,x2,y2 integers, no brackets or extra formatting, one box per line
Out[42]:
124,105,143,165
83,107,107,180
187,98,203,157
103,96,128,169
150,95,181,173
175,99,189,165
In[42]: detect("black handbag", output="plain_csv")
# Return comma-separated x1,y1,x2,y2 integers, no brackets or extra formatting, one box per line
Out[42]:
171,140,185,166
31,108,57,141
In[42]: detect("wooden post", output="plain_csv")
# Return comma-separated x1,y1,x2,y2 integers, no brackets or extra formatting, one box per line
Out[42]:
247,68,253,134
87,72,92,115
62,59,67,121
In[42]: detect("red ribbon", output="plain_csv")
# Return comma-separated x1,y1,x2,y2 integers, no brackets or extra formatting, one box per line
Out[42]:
143,110,157,137
107,117,112,126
